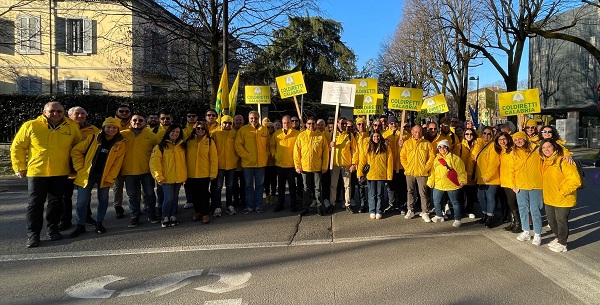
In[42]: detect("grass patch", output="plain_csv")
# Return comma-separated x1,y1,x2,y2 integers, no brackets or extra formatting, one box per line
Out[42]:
0,150,13,176
581,154,598,160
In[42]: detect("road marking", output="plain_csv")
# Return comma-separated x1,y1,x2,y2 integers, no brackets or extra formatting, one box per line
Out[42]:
118,269,204,297
65,275,126,299
195,269,251,293
0,232,481,262
204,299,245,305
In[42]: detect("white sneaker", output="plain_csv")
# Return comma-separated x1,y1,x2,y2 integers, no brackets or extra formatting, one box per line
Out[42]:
452,220,462,228
422,213,431,223
227,206,236,215
548,238,559,248
468,213,476,219
431,216,445,223
369,213,376,220
375,213,382,220
404,210,415,219
549,242,568,253
183,203,193,209
517,231,531,241
532,234,542,246
213,208,222,217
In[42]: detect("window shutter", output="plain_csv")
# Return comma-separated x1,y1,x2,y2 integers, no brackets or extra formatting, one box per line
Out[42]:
83,18,92,54
82,79,90,95
30,15,41,53
17,77,28,94
54,17,66,53
17,14,28,53
58,80,66,94
31,77,42,93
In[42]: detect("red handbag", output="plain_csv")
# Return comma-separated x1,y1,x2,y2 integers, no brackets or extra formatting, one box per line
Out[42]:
438,157,461,186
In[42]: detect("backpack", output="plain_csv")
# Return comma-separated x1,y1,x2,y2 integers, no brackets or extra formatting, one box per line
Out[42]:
559,158,585,190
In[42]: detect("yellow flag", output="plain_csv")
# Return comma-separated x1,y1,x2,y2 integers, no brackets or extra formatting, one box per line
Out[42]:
215,66,229,115
229,71,240,116
421,94,449,114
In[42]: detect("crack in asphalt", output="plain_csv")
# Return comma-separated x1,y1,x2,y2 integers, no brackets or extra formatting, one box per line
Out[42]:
289,215,302,245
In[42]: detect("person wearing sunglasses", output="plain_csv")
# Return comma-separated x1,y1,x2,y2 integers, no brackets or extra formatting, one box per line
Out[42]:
270,115,301,213
210,115,240,217
112,104,132,219
454,127,477,219
353,117,371,213
205,109,220,135
539,125,574,163
471,126,500,228
329,117,357,214
120,114,159,227
494,132,520,233
185,121,217,224
523,119,539,145
114,104,132,131
358,131,393,220
153,110,173,141
182,110,199,141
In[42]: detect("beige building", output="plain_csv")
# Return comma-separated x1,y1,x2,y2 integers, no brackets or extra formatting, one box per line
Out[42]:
0,0,197,96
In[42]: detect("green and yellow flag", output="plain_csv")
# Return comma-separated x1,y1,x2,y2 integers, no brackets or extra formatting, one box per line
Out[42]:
229,71,240,116
215,66,229,117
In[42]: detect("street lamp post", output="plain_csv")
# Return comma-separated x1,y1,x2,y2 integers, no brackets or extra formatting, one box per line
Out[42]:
469,76,479,128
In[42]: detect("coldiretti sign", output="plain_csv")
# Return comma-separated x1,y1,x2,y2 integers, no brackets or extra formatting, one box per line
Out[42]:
349,78,377,95
388,87,424,111
498,88,541,116
354,94,383,115
276,71,307,99
245,86,271,104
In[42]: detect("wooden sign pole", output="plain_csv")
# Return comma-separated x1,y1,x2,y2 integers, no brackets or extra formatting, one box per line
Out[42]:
329,102,340,170
293,95,304,126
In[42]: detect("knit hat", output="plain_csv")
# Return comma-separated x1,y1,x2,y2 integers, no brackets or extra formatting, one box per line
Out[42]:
388,116,397,123
266,122,274,127
262,117,270,124
356,117,365,124
437,139,450,148
512,131,527,140
221,115,233,123
525,119,537,127
102,117,121,127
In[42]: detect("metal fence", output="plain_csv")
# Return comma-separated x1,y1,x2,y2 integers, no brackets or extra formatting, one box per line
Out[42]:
579,127,600,148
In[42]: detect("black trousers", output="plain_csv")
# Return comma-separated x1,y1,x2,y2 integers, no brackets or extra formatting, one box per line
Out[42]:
27,176,68,237
187,177,211,215
277,167,297,208
545,205,571,245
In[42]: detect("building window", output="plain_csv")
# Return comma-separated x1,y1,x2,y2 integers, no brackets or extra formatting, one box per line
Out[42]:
17,14,41,54
66,18,93,54
59,79,90,95
17,76,42,94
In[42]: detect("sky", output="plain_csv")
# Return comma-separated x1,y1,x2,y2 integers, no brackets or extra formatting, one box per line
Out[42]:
320,0,529,90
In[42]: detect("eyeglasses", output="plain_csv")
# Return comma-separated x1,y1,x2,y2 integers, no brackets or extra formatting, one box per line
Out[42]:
223,122,232,125
389,122,396,125
526,126,536,129
541,130,553,134
482,132,493,135
160,117,172,121
429,128,437,131
306,122,315,125
118,110,130,113
465,133,474,136
372,124,379,127
357,123,364,126
291,120,299,122
132,118,144,122
195,127,206,131
187,114,197,118
346,125,354,128
206,113,217,117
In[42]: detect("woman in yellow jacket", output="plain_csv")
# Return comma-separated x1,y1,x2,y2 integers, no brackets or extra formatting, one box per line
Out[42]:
494,132,520,233
457,127,479,219
511,131,544,246
357,131,393,220
68,118,126,237
427,140,467,227
540,138,581,252
186,121,218,224
150,124,187,228
471,126,500,228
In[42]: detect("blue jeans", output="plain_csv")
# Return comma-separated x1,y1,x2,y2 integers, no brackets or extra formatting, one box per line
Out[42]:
477,184,498,216
243,167,265,211
215,169,235,209
433,188,462,220
161,183,181,218
516,189,543,234
124,173,157,219
76,176,110,225
368,180,385,214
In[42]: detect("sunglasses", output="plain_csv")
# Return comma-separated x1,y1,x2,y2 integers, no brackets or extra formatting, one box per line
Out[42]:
357,123,364,126
541,130,553,134
291,120,299,122
187,114,197,118
526,126,536,129
482,132,493,135
160,117,171,121
306,122,315,125
372,124,380,127
465,133,474,136
132,118,144,122
206,113,217,117
223,122,232,125
118,110,130,113
429,128,437,131
195,127,206,131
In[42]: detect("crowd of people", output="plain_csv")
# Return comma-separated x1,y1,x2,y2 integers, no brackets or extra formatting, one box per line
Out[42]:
11,102,581,253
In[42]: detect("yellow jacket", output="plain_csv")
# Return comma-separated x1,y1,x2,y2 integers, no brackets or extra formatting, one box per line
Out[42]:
498,148,515,188
541,153,580,207
182,123,196,140
11,115,82,177
234,124,270,168
212,129,239,170
453,140,474,185
120,128,157,175
186,136,218,179
358,148,393,181
149,140,187,184
80,123,100,138
71,132,126,188
117,119,130,131
152,124,170,142
352,131,370,165
426,152,467,191
471,140,500,185
270,128,299,168
294,129,329,172
331,131,357,167
400,137,435,177
431,131,460,153
511,145,542,190
207,122,221,136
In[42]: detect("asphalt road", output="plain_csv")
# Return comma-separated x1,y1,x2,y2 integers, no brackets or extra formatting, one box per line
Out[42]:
1,167,599,305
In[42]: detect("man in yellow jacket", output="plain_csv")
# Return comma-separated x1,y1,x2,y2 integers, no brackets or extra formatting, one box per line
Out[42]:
271,115,300,212
400,125,435,222
68,118,126,237
329,117,357,213
112,104,132,217
235,111,270,214
382,115,409,214
294,117,329,216
120,114,159,227
11,101,82,248
211,115,239,216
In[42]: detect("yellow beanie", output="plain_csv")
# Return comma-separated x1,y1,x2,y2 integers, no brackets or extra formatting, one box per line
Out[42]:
221,115,233,123
102,117,121,127
512,131,527,140
525,119,537,127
